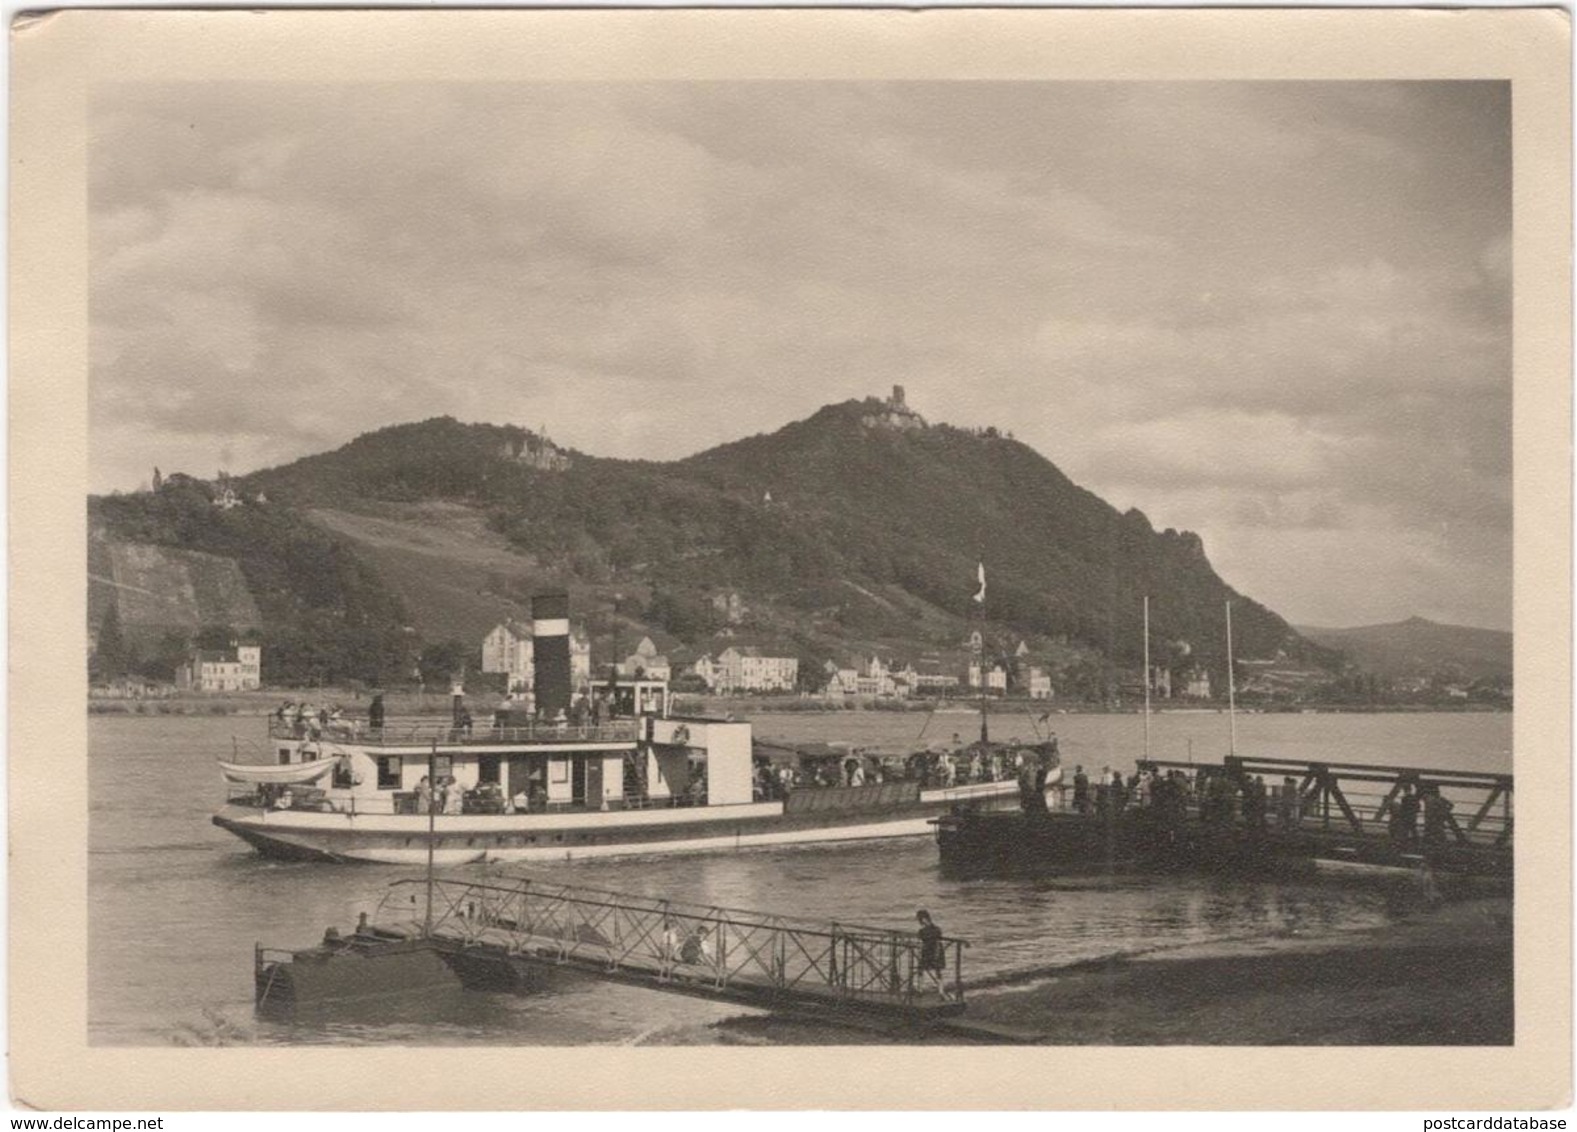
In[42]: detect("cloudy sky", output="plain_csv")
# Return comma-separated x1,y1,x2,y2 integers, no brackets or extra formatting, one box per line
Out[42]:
91,81,1511,631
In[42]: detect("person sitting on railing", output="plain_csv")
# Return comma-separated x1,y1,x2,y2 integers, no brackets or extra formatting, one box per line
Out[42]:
654,917,679,980
679,925,714,970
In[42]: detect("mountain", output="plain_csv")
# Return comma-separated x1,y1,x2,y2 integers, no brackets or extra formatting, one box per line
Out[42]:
89,394,1335,688
1296,617,1512,681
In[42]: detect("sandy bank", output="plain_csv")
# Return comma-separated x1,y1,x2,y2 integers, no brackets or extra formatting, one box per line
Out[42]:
956,896,1512,1044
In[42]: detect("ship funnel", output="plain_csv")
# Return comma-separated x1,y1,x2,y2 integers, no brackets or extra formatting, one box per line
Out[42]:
531,592,572,719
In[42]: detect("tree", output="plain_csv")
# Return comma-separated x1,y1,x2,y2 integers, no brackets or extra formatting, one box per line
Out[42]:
795,655,828,694
92,604,129,681
418,639,472,686
146,631,192,682
194,624,237,651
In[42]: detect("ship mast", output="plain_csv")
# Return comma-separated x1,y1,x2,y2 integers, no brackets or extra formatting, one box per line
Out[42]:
1225,601,1238,758
975,562,989,746
1142,595,1151,763
424,738,437,937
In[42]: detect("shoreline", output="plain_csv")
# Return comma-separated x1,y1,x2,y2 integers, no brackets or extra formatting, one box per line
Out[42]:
717,894,1513,1046
953,895,1513,1044
87,690,1512,720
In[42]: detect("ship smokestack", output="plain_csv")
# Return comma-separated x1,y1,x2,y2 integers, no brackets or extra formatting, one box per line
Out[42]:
531,592,571,719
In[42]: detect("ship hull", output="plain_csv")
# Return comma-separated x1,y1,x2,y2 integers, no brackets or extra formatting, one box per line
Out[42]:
933,808,1319,880
214,781,1019,864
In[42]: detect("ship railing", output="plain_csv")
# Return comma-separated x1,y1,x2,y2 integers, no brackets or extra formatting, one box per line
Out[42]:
221,784,764,818
378,875,967,1006
266,718,639,746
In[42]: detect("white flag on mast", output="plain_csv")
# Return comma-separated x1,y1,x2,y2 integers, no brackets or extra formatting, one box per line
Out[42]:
973,562,986,604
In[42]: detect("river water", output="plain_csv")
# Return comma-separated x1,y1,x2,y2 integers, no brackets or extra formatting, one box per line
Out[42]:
88,709,1511,1046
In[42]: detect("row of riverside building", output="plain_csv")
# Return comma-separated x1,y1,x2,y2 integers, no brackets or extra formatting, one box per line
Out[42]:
482,622,799,694
480,620,1217,701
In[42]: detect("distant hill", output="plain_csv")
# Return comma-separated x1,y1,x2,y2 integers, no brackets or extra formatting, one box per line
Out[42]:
1296,617,1512,681
89,394,1337,689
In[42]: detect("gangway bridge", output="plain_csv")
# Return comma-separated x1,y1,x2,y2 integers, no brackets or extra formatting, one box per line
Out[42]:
1141,753,1512,876
258,874,968,1022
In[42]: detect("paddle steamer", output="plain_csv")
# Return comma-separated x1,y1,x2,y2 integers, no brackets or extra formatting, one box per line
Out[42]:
212,594,1034,864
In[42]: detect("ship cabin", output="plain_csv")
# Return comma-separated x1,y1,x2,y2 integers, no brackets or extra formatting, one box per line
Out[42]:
231,595,755,819
249,682,753,818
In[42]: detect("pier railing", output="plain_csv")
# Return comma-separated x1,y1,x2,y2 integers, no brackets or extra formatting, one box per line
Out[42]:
1141,755,1512,848
374,875,967,1007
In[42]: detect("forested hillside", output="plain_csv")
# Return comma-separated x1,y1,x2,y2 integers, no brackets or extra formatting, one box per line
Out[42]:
90,397,1336,690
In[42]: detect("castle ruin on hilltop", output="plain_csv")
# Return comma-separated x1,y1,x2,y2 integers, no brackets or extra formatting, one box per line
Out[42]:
861,385,927,432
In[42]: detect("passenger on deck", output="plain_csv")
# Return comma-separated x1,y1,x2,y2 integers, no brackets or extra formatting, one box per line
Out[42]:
850,762,866,787
416,775,433,815
368,694,385,733
1072,766,1090,815
443,777,464,815
275,788,294,810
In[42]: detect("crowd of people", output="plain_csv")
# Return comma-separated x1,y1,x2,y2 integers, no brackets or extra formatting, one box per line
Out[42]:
1064,761,1459,850
273,699,363,740
748,735,1062,802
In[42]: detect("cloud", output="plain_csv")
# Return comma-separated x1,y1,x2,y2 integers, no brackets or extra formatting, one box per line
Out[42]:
89,80,1512,629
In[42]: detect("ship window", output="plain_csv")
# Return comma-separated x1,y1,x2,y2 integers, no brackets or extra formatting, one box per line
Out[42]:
433,755,453,780
278,748,292,766
376,756,402,789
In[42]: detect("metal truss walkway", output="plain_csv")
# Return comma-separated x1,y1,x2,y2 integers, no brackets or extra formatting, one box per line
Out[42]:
366,874,968,1019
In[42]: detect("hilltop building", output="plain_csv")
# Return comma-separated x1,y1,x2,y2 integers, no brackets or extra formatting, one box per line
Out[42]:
177,643,261,692
860,385,927,432
499,430,572,472
710,590,747,625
